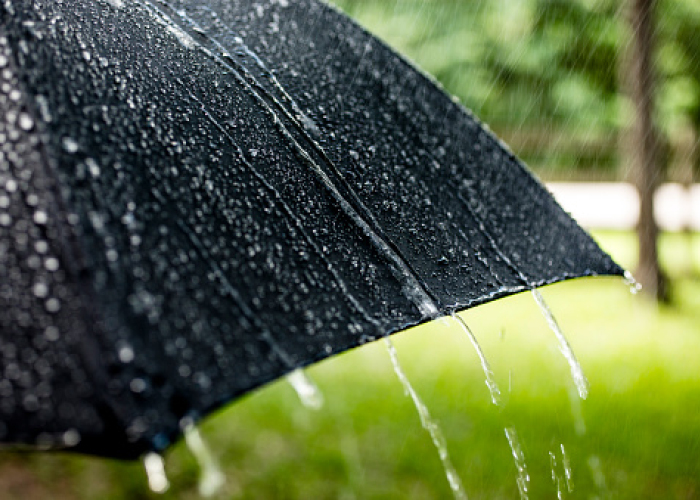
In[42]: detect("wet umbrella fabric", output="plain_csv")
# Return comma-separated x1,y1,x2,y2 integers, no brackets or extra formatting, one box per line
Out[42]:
0,0,622,459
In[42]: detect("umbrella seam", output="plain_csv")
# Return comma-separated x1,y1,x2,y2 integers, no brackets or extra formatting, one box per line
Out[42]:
139,0,441,317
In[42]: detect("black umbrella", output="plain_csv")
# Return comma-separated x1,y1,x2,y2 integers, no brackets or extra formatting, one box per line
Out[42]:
0,0,622,466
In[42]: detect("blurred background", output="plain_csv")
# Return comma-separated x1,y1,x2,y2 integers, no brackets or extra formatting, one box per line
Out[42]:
1,0,698,498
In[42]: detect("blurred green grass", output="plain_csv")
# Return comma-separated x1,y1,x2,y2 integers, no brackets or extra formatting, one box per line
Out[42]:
1,231,699,499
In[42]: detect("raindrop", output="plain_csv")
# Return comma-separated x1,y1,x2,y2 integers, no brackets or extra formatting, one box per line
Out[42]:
549,449,558,483
32,282,48,298
34,240,48,253
44,257,59,272
286,368,323,410
35,95,52,122
43,326,59,341
61,137,79,153
85,158,101,177
181,419,225,497
531,289,589,399
450,312,501,405
504,427,529,500
623,270,642,294
44,297,60,313
62,429,81,447
17,112,33,131
143,452,170,494
118,344,135,363
560,444,574,493
549,453,564,499
567,384,586,436
587,455,607,494
33,210,47,225
385,338,467,500
130,378,147,393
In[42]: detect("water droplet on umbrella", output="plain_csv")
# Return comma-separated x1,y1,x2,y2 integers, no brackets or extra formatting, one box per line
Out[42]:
62,429,81,447
44,257,59,272
118,343,134,363
44,326,59,341
32,282,49,298
130,377,147,393
61,137,79,153
18,112,33,131
45,297,61,313
33,210,47,225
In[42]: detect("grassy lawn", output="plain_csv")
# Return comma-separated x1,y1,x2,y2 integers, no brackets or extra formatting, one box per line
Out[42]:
1,231,699,499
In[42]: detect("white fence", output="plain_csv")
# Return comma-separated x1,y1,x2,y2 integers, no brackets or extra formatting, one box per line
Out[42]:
546,183,700,231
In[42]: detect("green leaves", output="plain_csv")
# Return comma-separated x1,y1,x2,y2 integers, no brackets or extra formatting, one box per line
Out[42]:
330,0,700,179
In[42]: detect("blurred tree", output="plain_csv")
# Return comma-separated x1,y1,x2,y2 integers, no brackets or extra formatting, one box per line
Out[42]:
621,0,667,300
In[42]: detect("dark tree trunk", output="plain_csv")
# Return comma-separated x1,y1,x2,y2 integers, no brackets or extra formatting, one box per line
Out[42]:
624,0,667,300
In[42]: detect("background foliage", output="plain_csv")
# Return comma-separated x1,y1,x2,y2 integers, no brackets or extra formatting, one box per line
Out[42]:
331,0,700,181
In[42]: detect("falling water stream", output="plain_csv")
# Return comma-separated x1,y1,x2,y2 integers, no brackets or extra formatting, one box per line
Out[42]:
181,419,226,497
286,368,324,410
560,444,574,493
449,312,502,406
531,289,589,399
143,452,170,494
140,289,595,498
504,427,530,500
549,444,574,499
384,337,468,500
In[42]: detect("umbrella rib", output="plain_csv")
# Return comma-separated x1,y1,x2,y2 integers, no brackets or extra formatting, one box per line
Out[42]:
140,0,440,318
176,82,385,333
183,1,438,308
456,191,531,287
172,216,298,369
167,2,392,238
148,180,297,372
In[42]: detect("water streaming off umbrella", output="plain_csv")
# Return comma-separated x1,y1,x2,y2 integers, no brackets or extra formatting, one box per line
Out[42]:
286,368,324,410
531,289,589,399
384,337,467,500
181,420,226,497
504,427,530,500
143,452,170,494
449,312,502,406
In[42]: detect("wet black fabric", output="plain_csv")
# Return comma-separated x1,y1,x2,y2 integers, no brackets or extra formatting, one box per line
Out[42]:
0,0,623,459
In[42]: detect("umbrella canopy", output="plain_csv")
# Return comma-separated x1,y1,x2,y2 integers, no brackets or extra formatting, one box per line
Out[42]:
0,0,623,460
